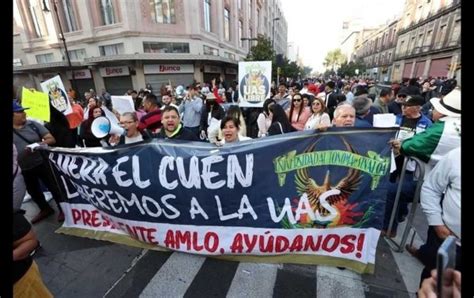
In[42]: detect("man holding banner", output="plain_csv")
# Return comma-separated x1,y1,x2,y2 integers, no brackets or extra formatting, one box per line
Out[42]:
13,101,65,223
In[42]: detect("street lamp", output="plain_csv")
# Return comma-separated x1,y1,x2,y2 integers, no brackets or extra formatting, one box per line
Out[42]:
272,17,280,50
241,37,258,57
42,0,77,96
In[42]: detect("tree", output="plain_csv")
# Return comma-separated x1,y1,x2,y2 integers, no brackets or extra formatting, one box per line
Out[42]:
338,59,367,77
246,35,275,61
245,35,303,82
302,66,313,78
323,49,347,72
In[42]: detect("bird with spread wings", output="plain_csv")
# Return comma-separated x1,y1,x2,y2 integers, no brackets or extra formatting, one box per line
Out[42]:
295,137,362,228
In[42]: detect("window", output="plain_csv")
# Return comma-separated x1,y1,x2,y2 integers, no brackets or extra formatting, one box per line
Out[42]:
239,20,243,47
99,43,124,56
204,0,211,32
404,13,411,28
100,0,116,25
61,0,78,32
29,0,46,38
415,5,423,22
257,8,260,33
436,25,447,48
203,45,219,56
409,36,416,52
450,20,460,44
417,34,424,49
424,30,433,46
224,52,235,60
248,0,251,20
224,8,230,41
150,0,175,24
399,40,406,55
68,49,86,60
143,42,190,53
36,53,54,64
388,52,392,62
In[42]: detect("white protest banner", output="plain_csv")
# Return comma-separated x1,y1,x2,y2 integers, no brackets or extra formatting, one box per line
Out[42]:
111,96,135,115
238,61,271,108
40,75,73,115
373,114,397,128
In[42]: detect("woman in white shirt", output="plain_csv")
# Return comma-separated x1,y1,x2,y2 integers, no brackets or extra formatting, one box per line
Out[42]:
257,98,276,137
304,97,331,130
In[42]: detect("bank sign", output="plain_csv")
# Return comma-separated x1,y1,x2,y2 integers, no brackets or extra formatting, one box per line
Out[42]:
144,64,194,74
238,61,271,107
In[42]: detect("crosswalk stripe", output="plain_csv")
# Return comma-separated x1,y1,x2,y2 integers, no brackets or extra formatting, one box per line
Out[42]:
273,264,317,297
226,262,279,298
184,258,239,297
317,265,366,297
139,252,206,298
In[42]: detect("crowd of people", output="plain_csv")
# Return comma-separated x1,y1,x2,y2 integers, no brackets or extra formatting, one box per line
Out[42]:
12,74,461,295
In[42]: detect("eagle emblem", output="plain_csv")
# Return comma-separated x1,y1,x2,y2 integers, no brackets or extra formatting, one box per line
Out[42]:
295,137,363,228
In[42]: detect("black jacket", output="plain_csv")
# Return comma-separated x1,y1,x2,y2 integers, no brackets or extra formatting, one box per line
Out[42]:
156,125,199,141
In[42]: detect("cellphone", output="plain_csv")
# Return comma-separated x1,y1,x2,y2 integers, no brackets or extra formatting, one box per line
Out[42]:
436,235,457,297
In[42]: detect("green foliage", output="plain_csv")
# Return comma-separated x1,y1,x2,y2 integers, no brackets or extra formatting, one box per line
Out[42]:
245,35,275,61
323,48,347,71
338,59,367,77
302,66,313,77
245,35,304,82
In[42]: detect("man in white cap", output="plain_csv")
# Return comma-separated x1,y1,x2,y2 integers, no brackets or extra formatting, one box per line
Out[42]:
386,88,460,239
391,87,461,176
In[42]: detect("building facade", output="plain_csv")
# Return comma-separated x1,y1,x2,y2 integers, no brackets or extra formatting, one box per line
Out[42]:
13,0,288,98
353,20,399,82
391,0,460,82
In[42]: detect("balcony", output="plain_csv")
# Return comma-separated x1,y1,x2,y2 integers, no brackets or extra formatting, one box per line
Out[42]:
394,43,460,61
397,2,461,36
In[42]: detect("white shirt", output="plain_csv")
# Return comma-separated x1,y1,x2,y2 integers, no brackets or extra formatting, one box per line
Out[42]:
257,113,272,137
304,113,331,130
420,147,461,239
125,134,143,144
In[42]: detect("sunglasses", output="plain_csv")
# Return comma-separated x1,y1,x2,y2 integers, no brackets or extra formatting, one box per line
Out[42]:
293,98,302,102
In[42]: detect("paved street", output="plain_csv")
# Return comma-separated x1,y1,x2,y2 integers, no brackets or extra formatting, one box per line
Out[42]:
24,197,427,298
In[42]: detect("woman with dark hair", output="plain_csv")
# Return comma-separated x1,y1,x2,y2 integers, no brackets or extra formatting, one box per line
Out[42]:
268,104,296,136
286,93,311,131
304,97,331,130
257,98,276,137
218,116,252,144
78,106,107,147
226,105,247,136
45,103,76,148
199,93,225,141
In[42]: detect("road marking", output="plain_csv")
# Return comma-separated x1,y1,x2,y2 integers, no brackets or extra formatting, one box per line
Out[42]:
139,252,205,297
317,265,366,297
226,262,278,298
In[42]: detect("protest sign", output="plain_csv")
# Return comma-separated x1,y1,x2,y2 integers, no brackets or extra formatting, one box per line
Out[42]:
238,61,272,108
21,87,50,122
111,96,135,115
48,128,397,273
40,75,72,115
